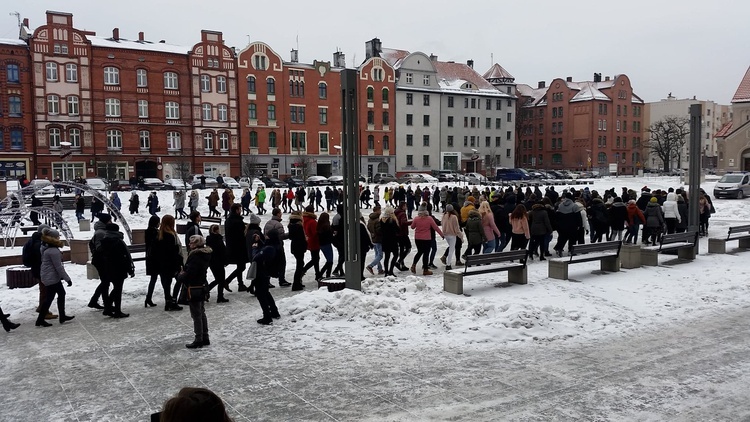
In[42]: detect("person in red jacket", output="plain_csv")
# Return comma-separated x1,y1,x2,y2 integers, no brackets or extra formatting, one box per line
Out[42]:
624,199,646,244
394,202,412,271
302,205,321,280
410,203,444,275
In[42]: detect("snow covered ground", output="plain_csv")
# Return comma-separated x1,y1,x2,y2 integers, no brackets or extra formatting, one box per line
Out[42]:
1,175,748,352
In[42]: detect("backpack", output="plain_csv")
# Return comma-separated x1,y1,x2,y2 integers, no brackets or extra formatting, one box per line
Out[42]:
22,239,39,267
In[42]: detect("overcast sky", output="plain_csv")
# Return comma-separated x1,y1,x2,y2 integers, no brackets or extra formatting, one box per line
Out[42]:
3,0,746,104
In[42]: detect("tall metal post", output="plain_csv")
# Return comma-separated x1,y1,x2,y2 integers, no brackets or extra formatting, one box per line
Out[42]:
341,69,361,290
688,104,702,248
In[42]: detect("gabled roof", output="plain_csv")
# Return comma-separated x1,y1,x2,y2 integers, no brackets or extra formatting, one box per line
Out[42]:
731,66,750,103
434,61,496,91
570,82,611,102
89,36,189,55
482,63,515,82
715,121,733,138
516,83,548,106
380,47,410,69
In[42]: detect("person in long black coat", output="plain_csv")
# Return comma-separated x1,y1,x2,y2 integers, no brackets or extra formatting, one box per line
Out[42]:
206,225,229,303
98,223,134,318
178,235,213,349
224,204,249,291
156,215,184,311
144,215,160,307
287,212,307,291
250,232,279,325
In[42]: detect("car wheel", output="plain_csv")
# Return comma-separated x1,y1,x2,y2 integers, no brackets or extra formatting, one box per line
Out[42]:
738,191,745,199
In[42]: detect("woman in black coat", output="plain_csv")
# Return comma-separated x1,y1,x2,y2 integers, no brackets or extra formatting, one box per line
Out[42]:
178,235,213,349
144,215,160,307
205,225,229,303
288,212,307,291
156,215,184,311
225,204,248,291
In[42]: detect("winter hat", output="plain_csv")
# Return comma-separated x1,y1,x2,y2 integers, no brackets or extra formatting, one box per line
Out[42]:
418,203,427,212
445,204,454,213
189,235,205,248
305,205,314,213
37,224,50,234
105,223,119,231
249,214,261,225
613,197,623,203
98,213,111,223
44,228,60,239
642,186,651,193
467,196,475,203
628,199,636,205
650,197,658,203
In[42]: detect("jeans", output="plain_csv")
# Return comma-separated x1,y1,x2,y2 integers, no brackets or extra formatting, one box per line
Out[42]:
368,243,383,271
303,249,321,279
430,238,437,265
188,300,208,342
320,244,334,278
445,235,456,266
483,239,496,254
625,223,640,244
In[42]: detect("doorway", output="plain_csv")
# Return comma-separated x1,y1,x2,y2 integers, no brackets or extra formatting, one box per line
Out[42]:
135,160,158,178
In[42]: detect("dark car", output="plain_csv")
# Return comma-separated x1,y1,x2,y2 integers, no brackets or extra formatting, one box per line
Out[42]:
261,177,288,188
285,176,305,187
495,168,530,181
141,177,165,191
109,179,132,191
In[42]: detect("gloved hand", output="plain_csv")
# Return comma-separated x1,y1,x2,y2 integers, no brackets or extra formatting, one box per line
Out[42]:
66,280,72,287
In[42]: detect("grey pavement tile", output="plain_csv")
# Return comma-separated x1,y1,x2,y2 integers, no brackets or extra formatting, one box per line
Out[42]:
226,391,312,420
318,395,412,422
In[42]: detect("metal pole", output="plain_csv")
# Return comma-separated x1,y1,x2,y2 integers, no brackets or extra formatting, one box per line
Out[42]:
341,69,361,290
688,104,702,246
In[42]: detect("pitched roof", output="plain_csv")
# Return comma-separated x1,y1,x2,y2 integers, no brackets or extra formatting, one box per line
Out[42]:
89,36,189,55
482,63,515,82
731,66,750,103
714,121,733,138
570,82,611,102
434,61,496,91
380,47,410,69
516,83,548,106
0,37,27,46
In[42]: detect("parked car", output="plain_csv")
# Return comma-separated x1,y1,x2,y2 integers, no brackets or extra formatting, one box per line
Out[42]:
85,177,109,191
306,175,330,186
495,168,530,181
141,177,165,191
221,176,241,189
437,173,457,182
373,173,397,184
109,179,132,191
285,176,305,187
164,178,190,190
714,172,750,199
399,173,437,184
557,170,579,180
260,176,288,188
28,179,56,195
190,175,218,189
328,175,344,185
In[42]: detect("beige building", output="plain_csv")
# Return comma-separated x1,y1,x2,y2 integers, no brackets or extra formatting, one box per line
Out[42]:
644,94,730,171
716,66,750,174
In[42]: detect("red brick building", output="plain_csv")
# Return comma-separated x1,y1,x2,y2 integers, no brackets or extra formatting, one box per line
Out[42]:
357,54,397,178
517,73,644,175
0,36,34,178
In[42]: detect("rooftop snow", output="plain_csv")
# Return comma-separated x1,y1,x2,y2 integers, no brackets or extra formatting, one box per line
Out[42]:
570,82,612,102
89,36,189,55
731,66,750,103
0,38,27,46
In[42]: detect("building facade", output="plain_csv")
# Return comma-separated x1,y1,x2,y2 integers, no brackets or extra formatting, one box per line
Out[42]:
517,74,645,175
716,66,750,173
357,51,397,178
0,37,34,178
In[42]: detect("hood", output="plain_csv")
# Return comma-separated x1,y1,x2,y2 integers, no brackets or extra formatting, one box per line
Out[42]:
188,246,213,259
94,221,108,231
666,192,677,202
531,203,545,211
647,201,660,208
41,235,64,248
612,202,626,208
557,198,576,214
468,209,481,218
369,212,381,220
103,229,124,241
303,211,317,221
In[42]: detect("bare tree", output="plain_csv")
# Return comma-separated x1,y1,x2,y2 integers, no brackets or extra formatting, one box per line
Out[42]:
646,116,690,173
484,148,501,178
173,158,192,181
241,154,260,178
294,155,314,182
98,151,120,184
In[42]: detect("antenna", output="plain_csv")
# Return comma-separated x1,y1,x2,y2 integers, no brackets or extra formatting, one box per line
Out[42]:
10,11,21,33
246,34,251,45
491,53,494,64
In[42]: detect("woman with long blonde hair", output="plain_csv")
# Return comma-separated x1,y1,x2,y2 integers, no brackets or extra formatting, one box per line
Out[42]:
157,215,185,311
478,201,501,254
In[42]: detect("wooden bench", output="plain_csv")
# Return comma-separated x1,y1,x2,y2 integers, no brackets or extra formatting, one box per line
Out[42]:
641,231,698,266
20,226,38,235
86,243,146,279
708,225,750,254
443,250,527,295
548,240,622,281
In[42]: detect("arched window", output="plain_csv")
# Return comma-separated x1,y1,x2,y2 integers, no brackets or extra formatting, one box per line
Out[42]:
366,87,374,101
382,88,389,103
247,76,256,93
598,152,607,163
267,78,275,95
104,67,120,85
319,82,327,99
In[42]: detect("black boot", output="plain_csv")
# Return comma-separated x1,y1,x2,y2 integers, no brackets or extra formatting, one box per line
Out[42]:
185,340,203,349
1,316,19,332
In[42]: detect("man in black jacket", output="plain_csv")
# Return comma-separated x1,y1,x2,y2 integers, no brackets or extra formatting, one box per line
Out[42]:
24,224,56,320
98,223,134,318
250,232,279,325
553,194,583,257
224,204,248,291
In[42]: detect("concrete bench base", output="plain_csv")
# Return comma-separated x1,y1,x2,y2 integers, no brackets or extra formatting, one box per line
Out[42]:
443,266,527,295
79,220,91,231
643,246,696,265
620,244,642,269
549,256,621,281
709,237,750,254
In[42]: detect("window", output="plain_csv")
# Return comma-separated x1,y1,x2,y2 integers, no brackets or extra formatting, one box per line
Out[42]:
107,129,122,150
49,128,61,148
448,96,454,108
423,115,430,126
249,131,258,148
200,74,211,92
318,82,327,99
46,63,58,81
382,136,390,150
216,76,227,93
464,136,468,146
406,134,413,146
464,98,469,108
291,132,306,150
65,64,77,82
598,152,607,163
372,67,384,81
486,118,491,129
623,105,628,116
423,135,430,147
486,99,492,110
470,117,476,128
470,136,476,147
616,120,621,131
266,78,275,95
9,96,21,115
405,73,413,84
202,103,212,121
495,136,501,147
218,105,228,122
406,93,413,105
423,75,430,86
368,135,375,150
598,119,603,131
486,136,491,147
6,130,19,150
558,122,563,132
136,69,148,87
6,64,19,82
47,95,60,115
138,100,148,118
203,132,214,150
538,139,544,150
382,111,389,126
496,99,502,110
247,76,256,93
248,103,257,120
406,155,413,166
267,105,276,121
165,102,180,120
269,132,277,148
105,98,120,117
164,72,178,89
507,131,512,140
447,116,454,127
139,130,150,150
66,96,79,116
219,133,229,151
319,133,329,151
423,155,430,167
507,112,512,122
382,88,389,103
471,98,476,109
558,107,563,118
367,87,374,102
253,55,267,70
553,108,558,118
104,67,120,85
167,131,181,150
406,114,413,126
447,135,454,147
423,94,430,106
319,107,328,124
290,106,305,123
464,117,468,127
495,118,501,129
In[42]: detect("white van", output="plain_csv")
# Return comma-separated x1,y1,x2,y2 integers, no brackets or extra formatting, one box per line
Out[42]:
714,172,750,199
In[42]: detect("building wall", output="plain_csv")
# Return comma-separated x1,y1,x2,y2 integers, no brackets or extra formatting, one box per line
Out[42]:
717,101,750,173
0,40,34,178
358,56,396,178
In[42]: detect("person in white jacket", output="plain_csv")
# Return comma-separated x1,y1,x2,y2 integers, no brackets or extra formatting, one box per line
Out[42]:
662,192,681,234
575,200,591,245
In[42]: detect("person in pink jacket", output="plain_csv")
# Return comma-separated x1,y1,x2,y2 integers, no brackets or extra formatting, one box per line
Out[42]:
509,204,530,251
410,204,444,276
478,201,502,254
441,204,462,270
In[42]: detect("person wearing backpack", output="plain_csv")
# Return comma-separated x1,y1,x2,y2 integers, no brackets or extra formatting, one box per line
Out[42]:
98,223,135,318
23,224,56,320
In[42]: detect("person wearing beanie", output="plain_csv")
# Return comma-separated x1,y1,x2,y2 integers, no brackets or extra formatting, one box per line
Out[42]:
226,203,249,292
287,211,307,290
98,223,135,318
36,228,74,327
23,224,57,320
88,213,113,310
380,205,401,276
644,195,665,245
177,235,213,348
410,203,444,276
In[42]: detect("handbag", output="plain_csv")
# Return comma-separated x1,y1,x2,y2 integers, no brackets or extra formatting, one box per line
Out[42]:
246,261,257,280
187,284,208,302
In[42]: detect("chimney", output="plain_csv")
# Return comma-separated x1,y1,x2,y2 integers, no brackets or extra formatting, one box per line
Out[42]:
593,73,602,83
365,38,382,59
467,59,474,69
605,76,610,81
138,32,144,41
112,27,120,40
290,49,299,63
566,76,572,82
333,51,346,68
538,81,546,89
23,18,29,28
429,54,438,62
